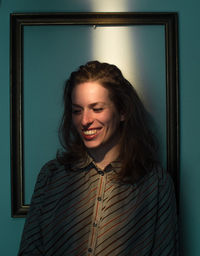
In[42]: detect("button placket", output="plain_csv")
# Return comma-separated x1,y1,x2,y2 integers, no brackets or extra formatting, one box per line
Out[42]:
87,171,106,255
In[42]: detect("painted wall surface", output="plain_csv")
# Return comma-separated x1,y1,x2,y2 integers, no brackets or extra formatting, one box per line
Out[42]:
23,24,166,203
0,0,200,255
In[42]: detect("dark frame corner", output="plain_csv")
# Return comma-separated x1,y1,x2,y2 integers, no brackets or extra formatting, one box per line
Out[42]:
10,12,179,217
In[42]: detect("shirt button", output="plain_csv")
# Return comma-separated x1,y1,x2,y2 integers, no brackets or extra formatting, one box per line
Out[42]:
97,197,102,201
93,222,97,227
88,248,92,252
98,170,104,176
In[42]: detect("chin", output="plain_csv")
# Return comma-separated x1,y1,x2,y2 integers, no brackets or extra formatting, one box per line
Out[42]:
84,142,101,149
83,138,105,149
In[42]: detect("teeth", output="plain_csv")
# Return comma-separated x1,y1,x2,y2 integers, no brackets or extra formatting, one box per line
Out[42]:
83,129,97,135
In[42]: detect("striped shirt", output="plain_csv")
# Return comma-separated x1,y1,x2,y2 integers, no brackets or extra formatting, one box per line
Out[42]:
18,156,179,256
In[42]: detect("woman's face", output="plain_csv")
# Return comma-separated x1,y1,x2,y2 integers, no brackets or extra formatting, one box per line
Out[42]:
71,81,124,151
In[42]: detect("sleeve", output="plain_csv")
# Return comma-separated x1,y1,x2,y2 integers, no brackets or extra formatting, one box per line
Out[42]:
151,170,180,256
18,163,50,256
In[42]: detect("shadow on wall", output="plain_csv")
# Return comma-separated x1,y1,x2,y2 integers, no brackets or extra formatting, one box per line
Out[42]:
12,22,94,212
179,161,197,256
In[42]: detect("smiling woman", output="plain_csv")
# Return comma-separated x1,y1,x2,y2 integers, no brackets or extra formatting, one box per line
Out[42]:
71,81,123,168
58,61,159,181
18,61,179,256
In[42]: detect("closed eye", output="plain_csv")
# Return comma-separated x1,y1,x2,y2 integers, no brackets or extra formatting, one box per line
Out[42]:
93,108,103,112
72,109,82,115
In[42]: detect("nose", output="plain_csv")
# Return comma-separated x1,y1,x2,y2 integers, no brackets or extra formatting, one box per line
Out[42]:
81,110,93,127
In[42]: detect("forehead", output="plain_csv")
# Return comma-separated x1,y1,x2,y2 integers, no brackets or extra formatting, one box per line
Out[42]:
71,81,112,104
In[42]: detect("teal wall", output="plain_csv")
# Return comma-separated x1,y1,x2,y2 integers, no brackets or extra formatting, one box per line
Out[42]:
0,0,200,255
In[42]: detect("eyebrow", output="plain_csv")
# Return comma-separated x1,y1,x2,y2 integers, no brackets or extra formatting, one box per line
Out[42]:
72,102,106,108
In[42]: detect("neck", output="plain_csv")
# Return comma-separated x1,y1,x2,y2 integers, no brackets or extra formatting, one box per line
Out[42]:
88,136,120,170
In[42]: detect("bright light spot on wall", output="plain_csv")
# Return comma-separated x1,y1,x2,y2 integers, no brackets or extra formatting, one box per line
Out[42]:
90,25,167,167
91,26,139,91
90,0,129,11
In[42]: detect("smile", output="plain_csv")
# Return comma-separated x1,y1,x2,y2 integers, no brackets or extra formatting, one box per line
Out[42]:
81,128,102,140
83,129,98,135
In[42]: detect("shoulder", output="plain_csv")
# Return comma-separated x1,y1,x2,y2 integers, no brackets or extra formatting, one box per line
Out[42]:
136,165,175,194
36,159,69,185
150,165,174,186
135,166,177,210
148,166,176,202
40,159,66,172
154,166,175,191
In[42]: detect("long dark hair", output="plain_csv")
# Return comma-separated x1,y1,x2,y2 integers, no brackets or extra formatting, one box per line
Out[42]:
57,61,159,182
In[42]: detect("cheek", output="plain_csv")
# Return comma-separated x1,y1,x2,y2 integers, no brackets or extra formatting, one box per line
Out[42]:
102,113,119,129
98,113,112,125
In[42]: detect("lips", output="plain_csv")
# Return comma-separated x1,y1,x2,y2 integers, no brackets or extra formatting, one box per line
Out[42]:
81,128,101,140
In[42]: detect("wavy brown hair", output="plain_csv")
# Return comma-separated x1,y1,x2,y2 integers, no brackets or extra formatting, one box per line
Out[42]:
57,61,159,182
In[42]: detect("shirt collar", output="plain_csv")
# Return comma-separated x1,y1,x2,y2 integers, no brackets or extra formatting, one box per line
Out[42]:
72,153,121,173
71,153,93,171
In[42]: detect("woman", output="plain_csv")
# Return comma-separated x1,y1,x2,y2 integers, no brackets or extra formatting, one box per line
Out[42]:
18,61,179,255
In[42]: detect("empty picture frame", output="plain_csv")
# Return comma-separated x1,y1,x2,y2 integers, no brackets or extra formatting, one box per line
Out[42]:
10,12,179,217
